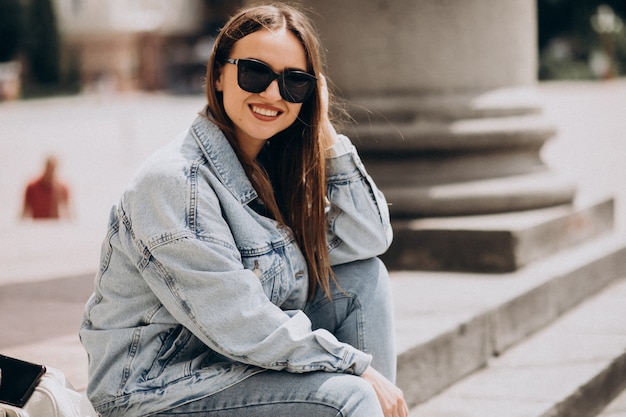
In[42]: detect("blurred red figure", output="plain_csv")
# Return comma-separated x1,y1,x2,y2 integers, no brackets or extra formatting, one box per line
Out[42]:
22,156,72,219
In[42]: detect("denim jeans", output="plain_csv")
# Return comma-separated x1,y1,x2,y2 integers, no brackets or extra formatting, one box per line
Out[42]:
150,257,396,417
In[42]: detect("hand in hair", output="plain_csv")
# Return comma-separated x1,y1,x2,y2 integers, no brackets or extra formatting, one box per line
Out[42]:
318,73,339,150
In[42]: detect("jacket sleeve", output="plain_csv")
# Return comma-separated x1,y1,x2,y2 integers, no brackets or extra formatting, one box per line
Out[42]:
325,134,393,265
123,167,372,376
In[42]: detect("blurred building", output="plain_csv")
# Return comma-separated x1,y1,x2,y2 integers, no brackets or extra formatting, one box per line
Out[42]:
54,0,217,93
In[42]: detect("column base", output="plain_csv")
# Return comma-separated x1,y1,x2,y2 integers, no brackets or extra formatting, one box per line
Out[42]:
347,87,577,217
385,171,577,217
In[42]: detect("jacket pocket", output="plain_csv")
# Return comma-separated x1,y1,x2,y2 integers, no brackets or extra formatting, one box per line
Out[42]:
145,325,195,381
240,247,287,305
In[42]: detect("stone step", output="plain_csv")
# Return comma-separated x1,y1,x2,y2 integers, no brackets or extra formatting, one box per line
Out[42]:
352,113,555,153
407,276,626,417
596,385,626,417
383,197,615,272
393,231,626,408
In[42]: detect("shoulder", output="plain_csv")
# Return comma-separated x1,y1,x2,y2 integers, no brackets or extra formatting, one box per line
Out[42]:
120,136,191,210
121,130,224,220
26,178,42,189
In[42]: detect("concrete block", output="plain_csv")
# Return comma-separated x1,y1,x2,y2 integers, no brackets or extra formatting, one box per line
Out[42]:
598,388,626,417
408,278,626,417
397,314,492,406
383,198,614,272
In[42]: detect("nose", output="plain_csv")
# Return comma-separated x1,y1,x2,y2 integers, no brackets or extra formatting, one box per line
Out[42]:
259,79,282,102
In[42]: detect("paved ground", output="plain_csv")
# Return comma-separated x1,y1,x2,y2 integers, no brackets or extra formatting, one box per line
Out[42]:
540,80,626,232
0,81,625,394
0,93,206,285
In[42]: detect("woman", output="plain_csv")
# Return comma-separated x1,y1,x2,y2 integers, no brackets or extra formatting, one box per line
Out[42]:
80,3,408,417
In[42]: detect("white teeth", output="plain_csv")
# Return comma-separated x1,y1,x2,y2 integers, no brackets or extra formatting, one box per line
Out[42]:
252,106,278,117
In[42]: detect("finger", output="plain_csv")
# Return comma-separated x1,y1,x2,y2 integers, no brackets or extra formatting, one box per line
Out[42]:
400,399,409,417
319,74,328,100
319,72,327,88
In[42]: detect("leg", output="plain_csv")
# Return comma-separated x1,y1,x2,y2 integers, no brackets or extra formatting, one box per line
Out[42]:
304,258,397,382
150,370,383,417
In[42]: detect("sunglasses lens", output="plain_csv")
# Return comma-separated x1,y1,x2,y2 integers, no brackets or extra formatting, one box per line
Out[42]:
281,73,315,103
237,60,273,93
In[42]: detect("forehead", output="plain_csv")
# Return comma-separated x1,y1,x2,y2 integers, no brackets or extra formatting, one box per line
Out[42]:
230,28,308,71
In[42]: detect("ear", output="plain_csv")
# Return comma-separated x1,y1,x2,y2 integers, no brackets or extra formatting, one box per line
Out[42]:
215,72,224,92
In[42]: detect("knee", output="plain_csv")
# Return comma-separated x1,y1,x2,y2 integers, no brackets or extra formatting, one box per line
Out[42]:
332,257,391,300
321,374,381,416
342,376,382,415
354,257,388,277
333,257,388,284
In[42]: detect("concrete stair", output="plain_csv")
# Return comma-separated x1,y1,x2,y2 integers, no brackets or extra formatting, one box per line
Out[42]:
408,275,626,417
596,386,626,417
391,229,626,416
384,198,615,273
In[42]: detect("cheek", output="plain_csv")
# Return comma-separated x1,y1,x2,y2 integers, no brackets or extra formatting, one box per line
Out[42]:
221,88,248,122
219,72,242,113
284,103,304,124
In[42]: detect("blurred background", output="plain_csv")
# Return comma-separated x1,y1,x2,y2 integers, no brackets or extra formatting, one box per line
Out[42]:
539,0,625,80
0,0,625,100
0,0,239,99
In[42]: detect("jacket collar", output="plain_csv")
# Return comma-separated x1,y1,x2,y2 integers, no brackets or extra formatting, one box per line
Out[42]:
190,115,258,205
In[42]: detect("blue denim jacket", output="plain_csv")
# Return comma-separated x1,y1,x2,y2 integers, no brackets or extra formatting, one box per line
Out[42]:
79,115,392,417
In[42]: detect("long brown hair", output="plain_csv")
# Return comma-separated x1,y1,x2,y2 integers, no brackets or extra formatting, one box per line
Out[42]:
205,3,334,299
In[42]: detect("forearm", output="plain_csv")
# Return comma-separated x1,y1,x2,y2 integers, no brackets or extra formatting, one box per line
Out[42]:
325,135,393,264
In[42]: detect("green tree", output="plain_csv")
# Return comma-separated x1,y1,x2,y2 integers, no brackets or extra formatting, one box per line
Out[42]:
26,0,60,84
0,0,24,62
538,0,626,79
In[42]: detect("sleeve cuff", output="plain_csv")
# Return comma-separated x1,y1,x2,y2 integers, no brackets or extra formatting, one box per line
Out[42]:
325,134,353,159
344,349,372,376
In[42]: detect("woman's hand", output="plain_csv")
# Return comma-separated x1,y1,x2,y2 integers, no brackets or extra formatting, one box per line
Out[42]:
318,73,339,149
361,366,409,417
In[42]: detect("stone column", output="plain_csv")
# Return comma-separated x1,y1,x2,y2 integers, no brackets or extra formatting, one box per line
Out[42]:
309,0,575,216
303,0,613,272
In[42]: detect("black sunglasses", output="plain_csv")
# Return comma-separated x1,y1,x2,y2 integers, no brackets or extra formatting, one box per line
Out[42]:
224,58,317,103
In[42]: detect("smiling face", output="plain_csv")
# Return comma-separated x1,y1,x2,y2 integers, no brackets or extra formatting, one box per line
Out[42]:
216,27,308,161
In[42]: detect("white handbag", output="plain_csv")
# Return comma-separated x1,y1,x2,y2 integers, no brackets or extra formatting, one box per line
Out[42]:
0,367,97,417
